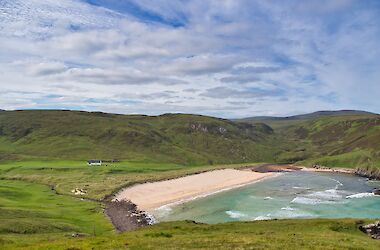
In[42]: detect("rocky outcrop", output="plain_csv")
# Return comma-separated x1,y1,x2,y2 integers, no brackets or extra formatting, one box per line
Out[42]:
355,167,380,180
105,200,154,232
373,189,380,196
359,221,380,239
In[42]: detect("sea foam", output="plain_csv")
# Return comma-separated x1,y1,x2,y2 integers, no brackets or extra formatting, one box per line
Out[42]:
225,210,246,219
253,215,271,221
346,192,375,199
290,196,338,205
281,206,295,211
307,189,343,200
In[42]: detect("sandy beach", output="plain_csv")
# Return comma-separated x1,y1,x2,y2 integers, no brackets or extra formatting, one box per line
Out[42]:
114,169,275,211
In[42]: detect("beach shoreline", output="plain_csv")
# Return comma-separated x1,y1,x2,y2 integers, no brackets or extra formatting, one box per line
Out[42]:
107,164,362,231
152,173,279,213
113,169,276,212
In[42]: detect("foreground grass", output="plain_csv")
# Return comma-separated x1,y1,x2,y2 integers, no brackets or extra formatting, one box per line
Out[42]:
0,180,113,236
1,219,379,249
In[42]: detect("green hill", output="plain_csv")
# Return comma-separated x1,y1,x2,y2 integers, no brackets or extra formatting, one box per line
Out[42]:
281,115,380,168
1,109,379,169
0,110,279,165
238,110,380,168
239,110,376,122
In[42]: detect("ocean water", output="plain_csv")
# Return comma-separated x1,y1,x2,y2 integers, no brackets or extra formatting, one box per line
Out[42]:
152,171,380,224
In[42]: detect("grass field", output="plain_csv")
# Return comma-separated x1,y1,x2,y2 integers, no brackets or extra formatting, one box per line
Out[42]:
2,219,379,249
0,179,114,246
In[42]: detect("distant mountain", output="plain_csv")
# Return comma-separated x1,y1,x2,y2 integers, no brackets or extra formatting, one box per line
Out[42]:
238,110,378,123
233,110,380,168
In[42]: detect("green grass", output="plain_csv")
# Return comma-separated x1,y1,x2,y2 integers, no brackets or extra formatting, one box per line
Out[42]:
1,220,379,249
0,180,113,236
301,150,380,168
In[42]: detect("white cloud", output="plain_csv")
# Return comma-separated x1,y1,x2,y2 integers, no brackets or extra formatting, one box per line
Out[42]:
0,0,379,118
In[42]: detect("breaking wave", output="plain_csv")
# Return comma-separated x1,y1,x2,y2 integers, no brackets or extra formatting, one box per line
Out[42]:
281,206,295,211
346,192,375,199
290,196,344,205
307,189,343,200
225,210,246,219
254,215,271,221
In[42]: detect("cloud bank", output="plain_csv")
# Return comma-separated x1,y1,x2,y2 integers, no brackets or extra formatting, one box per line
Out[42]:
0,0,379,118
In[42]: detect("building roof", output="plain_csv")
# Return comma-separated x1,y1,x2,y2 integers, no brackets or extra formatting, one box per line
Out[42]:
87,160,102,163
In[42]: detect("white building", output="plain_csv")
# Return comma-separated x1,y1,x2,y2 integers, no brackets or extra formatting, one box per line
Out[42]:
87,160,102,166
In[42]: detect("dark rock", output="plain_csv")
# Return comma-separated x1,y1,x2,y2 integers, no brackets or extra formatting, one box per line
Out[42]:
355,167,380,180
105,200,154,232
359,221,380,239
373,189,380,196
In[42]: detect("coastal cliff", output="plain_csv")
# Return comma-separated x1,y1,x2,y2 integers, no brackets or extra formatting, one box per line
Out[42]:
355,167,380,180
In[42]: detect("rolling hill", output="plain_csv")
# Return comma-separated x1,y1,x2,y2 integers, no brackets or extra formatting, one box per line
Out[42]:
238,110,380,169
239,110,376,122
0,109,379,169
0,110,280,165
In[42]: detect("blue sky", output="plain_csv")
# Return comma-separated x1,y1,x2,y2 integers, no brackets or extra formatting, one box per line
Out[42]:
0,0,379,118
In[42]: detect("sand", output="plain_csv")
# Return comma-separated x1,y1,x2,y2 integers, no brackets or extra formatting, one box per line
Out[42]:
114,169,274,211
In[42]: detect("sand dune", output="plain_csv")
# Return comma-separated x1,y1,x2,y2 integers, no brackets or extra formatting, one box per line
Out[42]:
114,169,274,211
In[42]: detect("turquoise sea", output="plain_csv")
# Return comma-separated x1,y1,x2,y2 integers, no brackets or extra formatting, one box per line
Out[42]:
152,171,380,223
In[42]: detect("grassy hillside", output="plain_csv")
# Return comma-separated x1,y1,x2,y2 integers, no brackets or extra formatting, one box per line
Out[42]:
239,111,380,168
1,109,379,169
287,115,380,168
0,180,113,236
238,110,378,130
0,110,279,165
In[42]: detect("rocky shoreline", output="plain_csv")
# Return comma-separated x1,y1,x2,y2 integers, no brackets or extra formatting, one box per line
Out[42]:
355,167,380,180
105,200,154,232
360,221,380,240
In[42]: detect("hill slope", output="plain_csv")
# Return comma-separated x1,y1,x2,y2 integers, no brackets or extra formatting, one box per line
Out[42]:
239,110,380,168
239,110,376,122
0,110,279,165
1,109,379,168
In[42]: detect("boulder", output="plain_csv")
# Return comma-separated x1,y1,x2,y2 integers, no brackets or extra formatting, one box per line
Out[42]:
359,221,380,239
373,189,380,196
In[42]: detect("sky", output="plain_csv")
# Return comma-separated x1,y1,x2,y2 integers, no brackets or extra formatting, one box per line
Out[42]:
0,0,379,118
